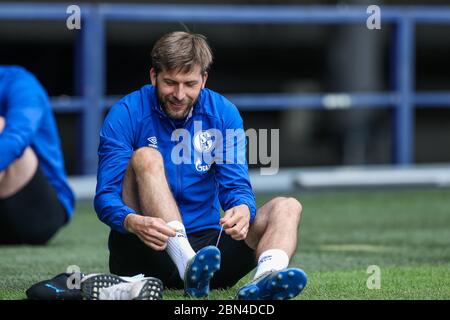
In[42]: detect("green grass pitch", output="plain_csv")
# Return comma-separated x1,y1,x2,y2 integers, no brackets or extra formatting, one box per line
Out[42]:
1,187,449,299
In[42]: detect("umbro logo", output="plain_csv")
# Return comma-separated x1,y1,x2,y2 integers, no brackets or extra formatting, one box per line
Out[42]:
147,136,158,148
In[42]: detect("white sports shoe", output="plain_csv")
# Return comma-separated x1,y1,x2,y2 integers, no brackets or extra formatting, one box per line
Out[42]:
80,273,163,300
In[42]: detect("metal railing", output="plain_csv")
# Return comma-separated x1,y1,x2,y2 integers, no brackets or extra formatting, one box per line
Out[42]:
1,3,450,174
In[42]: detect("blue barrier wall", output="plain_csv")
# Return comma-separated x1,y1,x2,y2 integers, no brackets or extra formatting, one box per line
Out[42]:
1,4,450,174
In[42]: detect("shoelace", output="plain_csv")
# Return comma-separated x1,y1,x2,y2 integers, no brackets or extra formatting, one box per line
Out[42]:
215,225,224,247
120,274,145,282
99,282,134,300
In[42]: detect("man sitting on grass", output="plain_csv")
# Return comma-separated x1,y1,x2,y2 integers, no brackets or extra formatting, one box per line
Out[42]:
94,31,307,299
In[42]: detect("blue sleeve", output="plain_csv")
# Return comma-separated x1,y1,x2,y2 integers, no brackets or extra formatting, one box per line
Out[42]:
215,102,257,223
0,67,46,171
94,102,137,233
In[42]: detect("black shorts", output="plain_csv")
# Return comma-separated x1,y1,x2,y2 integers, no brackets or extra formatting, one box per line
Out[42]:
109,228,257,289
0,166,67,245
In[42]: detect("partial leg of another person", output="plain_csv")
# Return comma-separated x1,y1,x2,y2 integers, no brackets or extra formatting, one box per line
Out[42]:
0,116,66,244
237,196,308,300
111,146,220,297
0,116,38,199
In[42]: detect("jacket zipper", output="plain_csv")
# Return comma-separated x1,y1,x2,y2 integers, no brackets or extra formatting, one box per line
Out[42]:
156,105,196,207
176,116,194,206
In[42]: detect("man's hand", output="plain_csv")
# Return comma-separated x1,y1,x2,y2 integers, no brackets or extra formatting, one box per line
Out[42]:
124,213,176,251
220,204,250,241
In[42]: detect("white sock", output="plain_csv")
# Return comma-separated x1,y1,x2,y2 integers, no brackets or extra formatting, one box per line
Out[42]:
253,249,289,280
166,220,196,280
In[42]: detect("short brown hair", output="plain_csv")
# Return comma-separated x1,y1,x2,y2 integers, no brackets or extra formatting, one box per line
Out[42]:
151,31,213,75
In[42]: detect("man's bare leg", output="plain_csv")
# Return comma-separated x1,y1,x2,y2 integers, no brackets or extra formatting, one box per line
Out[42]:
0,117,38,199
246,197,302,259
122,147,191,259
122,147,220,297
122,147,181,222
238,197,308,300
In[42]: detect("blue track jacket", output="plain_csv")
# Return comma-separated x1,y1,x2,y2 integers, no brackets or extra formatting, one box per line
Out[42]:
94,85,256,234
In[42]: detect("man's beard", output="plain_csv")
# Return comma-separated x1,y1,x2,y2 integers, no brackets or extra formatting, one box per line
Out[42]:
156,84,197,120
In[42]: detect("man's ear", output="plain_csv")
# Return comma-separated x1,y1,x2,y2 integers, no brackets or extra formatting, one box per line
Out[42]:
150,68,157,86
201,72,208,89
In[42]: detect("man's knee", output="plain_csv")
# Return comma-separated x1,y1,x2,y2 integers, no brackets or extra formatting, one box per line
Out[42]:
270,196,302,222
131,147,164,173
